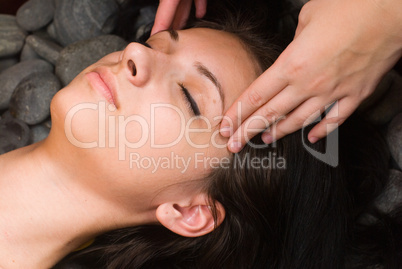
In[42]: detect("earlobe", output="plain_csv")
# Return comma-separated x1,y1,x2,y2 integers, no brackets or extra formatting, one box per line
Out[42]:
156,197,225,237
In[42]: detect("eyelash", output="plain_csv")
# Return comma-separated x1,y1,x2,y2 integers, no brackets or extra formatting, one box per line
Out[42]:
179,83,200,116
138,40,200,116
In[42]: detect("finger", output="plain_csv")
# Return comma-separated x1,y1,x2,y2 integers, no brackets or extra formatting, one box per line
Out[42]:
194,0,207,18
226,114,273,153
151,0,181,35
307,97,358,143
171,0,192,30
226,86,307,153
261,98,326,144
220,66,287,136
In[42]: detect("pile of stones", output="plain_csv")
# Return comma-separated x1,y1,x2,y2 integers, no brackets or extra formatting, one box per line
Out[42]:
0,0,156,154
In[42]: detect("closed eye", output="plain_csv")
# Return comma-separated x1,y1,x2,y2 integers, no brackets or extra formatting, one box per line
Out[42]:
139,38,200,116
179,83,200,116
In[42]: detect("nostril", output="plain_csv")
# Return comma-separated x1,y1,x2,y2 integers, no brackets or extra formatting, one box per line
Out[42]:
128,60,136,76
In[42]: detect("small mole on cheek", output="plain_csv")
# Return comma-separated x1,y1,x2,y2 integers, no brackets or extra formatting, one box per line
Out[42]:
213,99,217,104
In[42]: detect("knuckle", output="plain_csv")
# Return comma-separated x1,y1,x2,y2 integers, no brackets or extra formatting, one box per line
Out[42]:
286,59,307,80
298,2,314,25
246,90,265,107
293,115,308,127
261,107,281,123
308,74,331,93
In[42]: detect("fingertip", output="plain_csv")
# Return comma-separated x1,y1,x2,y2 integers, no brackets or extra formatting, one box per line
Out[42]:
261,133,273,144
308,136,319,144
195,7,206,18
195,0,207,18
228,141,242,153
219,126,232,137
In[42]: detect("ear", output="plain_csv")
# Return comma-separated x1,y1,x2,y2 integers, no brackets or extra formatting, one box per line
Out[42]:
155,194,225,237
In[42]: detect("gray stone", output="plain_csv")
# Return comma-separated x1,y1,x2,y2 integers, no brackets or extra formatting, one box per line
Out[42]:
53,0,118,46
134,6,156,40
56,35,127,86
0,116,30,155
0,59,53,110
43,119,52,129
9,71,60,125
32,28,54,41
26,34,62,64
375,169,402,214
20,42,40,61
1,110,14,121
46,22,58,41
29,122,50,143
0,56,18,73
16,0,55,32
0,15,27,57
366,71,402,125
387,113,402,170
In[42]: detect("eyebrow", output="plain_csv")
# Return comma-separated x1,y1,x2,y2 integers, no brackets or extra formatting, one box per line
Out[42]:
168,29,179,42
167,29,225,110
194,62,224,110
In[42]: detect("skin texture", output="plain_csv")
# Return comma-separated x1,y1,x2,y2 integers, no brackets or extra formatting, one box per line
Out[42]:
0,28,258,269
151,0,402,153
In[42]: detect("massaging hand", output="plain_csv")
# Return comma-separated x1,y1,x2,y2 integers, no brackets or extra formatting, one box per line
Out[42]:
220,0,402,153
151,0,207,35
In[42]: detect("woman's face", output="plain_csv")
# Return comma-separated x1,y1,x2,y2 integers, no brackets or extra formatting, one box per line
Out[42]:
51,28,258,201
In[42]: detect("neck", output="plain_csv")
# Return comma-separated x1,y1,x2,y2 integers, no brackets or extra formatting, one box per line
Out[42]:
0,137,141,268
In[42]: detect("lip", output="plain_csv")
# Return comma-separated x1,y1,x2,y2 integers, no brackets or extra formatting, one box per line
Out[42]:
85,68,117,106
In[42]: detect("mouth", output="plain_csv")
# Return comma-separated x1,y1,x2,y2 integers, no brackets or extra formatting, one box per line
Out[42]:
85,69,117,106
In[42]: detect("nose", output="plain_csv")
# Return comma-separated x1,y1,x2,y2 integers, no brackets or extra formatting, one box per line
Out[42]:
120,42,152,87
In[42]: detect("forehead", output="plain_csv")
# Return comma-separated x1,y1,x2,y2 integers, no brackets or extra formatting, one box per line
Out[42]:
151,28,259,109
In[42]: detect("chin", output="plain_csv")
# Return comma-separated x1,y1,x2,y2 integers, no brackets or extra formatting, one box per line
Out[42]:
49,89,66,126
50,88,93,140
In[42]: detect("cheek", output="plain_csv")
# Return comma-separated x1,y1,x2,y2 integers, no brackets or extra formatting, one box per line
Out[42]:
97,51,122,64
185,117,226,149
150,105,187,146
110,101,187,163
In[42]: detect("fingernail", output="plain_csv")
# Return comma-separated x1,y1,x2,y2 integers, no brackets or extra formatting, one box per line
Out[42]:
309,136,318,144
262,133,273,144
220,126,232,137
229,141,242,152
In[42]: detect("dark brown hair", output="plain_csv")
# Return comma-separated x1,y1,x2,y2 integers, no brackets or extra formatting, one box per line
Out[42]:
56,116,400,269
